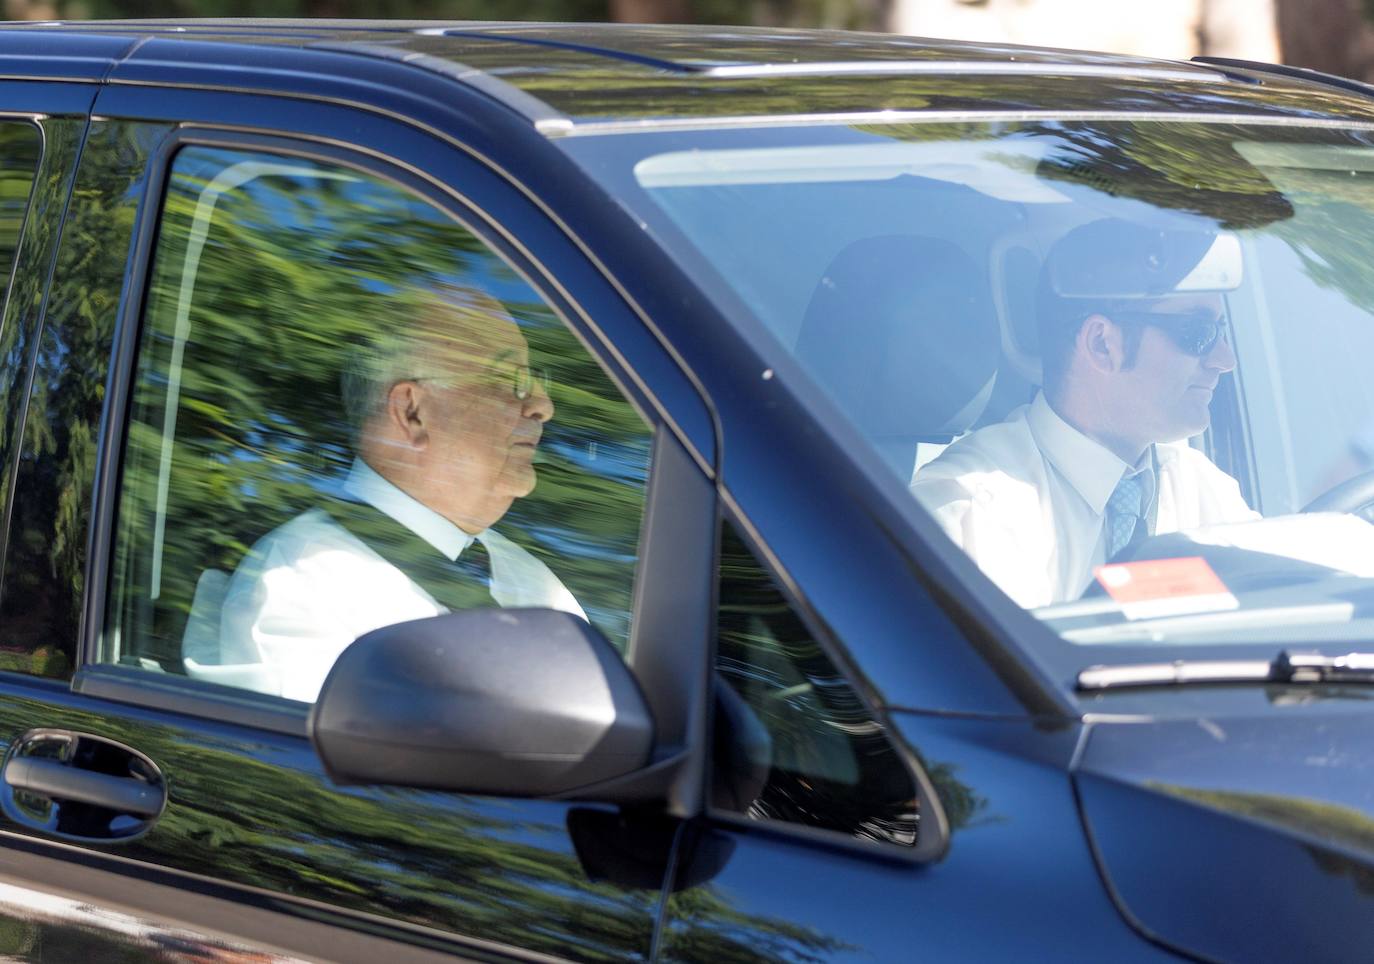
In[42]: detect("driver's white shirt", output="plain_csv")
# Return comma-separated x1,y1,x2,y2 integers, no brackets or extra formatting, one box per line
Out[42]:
910,392,1259,608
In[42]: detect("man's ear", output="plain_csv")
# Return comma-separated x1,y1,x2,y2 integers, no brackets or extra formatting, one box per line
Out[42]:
1078,314,1127,375
385,380,428,448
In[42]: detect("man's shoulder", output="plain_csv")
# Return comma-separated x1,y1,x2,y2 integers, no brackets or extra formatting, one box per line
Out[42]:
1154,439,1259,525
229,506,389,586
1158,439,1236,483
223,503,437,617
914,405,1038,481
255,506,373,555
253,506,335,544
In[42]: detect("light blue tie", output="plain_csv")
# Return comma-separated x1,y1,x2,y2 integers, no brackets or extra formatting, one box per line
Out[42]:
1106,473,1145,559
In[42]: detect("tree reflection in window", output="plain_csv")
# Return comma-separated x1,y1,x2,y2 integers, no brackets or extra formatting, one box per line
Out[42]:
105,145,650,692
712,522,919,847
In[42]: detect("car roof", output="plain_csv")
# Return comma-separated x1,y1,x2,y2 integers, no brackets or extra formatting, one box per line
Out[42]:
6,19,1374,135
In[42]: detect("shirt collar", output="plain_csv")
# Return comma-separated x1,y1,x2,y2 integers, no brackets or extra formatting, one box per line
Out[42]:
1027,392,1138,516
343,458,477,561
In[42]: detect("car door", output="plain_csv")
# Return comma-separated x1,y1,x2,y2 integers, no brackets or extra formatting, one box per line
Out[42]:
655,512,1162,961
0,80,193,960
0,78,717,962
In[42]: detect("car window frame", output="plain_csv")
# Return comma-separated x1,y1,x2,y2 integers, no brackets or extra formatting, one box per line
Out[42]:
72,117,719,817
0,115,48,576
707,501,951,863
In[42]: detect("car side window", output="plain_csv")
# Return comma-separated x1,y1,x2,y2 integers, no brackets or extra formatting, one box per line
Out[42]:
0,122,55,676
0,124,39,284
103,145,652,703
712,521,920,847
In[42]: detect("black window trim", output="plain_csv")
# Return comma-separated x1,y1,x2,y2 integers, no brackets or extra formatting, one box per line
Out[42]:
73,663,310,737
76,121,716,811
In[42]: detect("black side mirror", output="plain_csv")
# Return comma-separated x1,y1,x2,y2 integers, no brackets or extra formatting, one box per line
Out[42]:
309,608,654,797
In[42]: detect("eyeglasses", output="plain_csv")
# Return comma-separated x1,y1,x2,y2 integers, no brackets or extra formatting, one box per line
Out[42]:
1111,307,1228,357
511,364,551,401
414,364,550,401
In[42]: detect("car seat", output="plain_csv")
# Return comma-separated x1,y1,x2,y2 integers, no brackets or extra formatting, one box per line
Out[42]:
182,567,278,692
795,235,1001,482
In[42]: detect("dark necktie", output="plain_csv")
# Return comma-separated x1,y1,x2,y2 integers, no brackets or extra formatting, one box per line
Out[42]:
323,500,496,611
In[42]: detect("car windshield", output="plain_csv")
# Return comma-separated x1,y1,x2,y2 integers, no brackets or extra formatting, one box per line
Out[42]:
564,117,1374,660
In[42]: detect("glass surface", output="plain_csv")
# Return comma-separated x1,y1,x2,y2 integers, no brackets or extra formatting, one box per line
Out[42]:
713,522,918,846
106,146,651,703
569,119,1374,668
0,124,40,289
0,119,85,680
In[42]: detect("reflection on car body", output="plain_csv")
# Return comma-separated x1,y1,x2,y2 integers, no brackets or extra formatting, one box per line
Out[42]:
0,17,1368,964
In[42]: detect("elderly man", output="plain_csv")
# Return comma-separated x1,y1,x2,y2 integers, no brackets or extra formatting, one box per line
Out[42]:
196,285,583,702
911,218,1259,608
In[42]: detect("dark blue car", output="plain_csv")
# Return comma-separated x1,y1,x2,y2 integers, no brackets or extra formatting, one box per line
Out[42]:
0,17,1367,963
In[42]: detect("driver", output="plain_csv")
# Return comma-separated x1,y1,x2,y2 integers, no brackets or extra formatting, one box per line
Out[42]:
911,217,1259,608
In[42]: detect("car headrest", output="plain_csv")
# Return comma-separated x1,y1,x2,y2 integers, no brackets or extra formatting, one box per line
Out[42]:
796,235,1000,448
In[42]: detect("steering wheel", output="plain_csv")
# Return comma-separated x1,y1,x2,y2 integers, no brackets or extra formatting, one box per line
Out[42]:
1301,469,1374,516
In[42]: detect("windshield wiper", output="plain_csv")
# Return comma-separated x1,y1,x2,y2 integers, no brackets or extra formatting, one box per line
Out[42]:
1076,650,1374,691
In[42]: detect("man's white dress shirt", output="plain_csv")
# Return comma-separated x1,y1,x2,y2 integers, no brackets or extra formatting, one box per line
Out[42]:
910,392,1258,608
189,459,585,703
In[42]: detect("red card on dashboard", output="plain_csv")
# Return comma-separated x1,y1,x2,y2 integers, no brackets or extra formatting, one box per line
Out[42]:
1094,556,1239,620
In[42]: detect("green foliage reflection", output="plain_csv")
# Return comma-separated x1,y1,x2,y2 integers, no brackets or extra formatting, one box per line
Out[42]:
0,118,111,678
109,145,649,680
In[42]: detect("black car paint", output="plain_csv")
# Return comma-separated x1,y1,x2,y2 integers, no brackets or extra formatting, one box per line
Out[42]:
0,19,1359,963
74,99,698,962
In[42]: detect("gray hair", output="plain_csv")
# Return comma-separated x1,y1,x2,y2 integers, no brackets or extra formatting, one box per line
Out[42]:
339,284,511,441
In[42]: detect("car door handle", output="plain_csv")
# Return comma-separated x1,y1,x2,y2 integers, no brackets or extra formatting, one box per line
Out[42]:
4,756,162,817
0,729,167,841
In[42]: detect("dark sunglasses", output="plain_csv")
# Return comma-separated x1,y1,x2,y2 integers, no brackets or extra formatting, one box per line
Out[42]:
1111,307,1228,357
